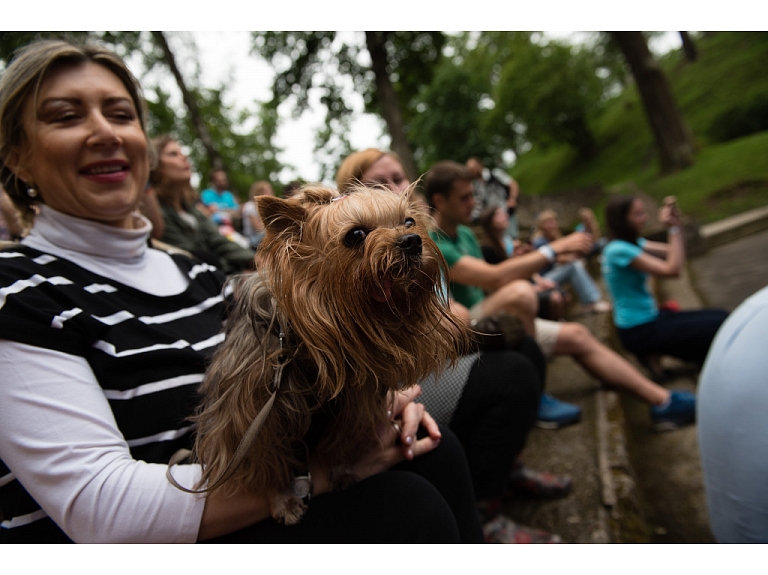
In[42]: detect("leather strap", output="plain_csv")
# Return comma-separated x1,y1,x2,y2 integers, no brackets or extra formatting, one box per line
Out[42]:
166,356,287,494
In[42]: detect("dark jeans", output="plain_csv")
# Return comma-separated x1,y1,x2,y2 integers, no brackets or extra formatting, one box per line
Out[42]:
449,344,543,500
205,425,484,543
618,308,730,366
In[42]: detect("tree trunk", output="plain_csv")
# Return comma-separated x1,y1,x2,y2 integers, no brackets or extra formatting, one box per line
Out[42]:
151,31,223,171
365,31,419,182
679,32,698,62
611,32,695,174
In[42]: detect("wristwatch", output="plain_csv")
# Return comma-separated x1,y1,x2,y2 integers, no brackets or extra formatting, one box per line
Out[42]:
292,472,313,503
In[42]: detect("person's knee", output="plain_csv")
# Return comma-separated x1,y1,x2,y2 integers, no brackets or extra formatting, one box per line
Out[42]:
498,280,537,313
556,322,597,354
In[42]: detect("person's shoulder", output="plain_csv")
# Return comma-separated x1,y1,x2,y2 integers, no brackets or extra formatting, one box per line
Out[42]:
456,224,476,239
199,188,216,202
604,239,642,260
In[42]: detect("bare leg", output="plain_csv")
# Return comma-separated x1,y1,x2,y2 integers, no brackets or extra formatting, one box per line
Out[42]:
481,280,538,336
552,323,670,405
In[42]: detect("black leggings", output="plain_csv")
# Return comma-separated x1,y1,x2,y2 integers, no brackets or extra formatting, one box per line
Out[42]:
449,342,544,500
204,425,484,543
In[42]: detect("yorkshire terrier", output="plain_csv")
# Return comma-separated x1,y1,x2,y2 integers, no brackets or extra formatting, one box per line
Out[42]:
189,184,469,524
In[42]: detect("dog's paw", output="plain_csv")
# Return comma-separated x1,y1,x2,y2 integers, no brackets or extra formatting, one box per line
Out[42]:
270,493,307,525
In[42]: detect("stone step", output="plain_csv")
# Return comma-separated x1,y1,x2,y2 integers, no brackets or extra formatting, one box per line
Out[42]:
501,311,649,543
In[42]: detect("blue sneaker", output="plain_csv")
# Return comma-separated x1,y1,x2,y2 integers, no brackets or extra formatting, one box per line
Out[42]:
651,390,696,431
536,394,582,429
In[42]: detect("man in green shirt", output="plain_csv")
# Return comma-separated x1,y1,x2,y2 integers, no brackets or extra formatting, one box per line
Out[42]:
426,161,591,339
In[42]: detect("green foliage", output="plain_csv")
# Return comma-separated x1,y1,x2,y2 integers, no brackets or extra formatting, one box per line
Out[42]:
408,62,490,170
490,40,607,158
708,94,768,143
251,31,365,180
251,31,446,180
511,32,768,224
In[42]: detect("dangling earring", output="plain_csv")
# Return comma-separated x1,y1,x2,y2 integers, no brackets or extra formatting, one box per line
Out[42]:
27,187,37,198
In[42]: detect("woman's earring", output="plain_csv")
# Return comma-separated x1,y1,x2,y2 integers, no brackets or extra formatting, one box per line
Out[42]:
27,187,37,198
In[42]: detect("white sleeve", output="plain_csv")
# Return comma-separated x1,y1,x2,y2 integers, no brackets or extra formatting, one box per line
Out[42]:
0,341,206,543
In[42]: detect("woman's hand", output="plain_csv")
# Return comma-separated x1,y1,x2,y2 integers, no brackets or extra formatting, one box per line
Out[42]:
551,231,593,257
344,386,441,483
390,385,441,461
659,196,682,227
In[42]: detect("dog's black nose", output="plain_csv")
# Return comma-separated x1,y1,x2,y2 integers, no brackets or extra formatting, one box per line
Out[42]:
398,233,422,256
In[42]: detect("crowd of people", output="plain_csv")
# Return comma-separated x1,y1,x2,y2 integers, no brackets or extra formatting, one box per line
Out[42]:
0,37,762,544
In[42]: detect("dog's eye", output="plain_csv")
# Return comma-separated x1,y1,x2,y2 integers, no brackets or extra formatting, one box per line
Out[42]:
404,217,416,228
344,228,367,247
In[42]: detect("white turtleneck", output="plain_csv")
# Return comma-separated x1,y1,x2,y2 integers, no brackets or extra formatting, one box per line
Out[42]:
22,205,189,296
0,207,205,543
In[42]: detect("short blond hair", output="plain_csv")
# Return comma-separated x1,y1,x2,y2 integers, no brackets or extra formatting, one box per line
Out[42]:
335,148,391,193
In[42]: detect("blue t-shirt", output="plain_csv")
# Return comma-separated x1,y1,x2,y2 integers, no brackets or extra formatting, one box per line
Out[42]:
601,238,658,329
200,188,239,210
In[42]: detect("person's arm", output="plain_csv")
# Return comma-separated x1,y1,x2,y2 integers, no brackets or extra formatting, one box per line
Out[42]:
506,179,519,211
0,342,210,543
641,239,670,257
630,197,685,278
449,232,593,292
630,230,684,278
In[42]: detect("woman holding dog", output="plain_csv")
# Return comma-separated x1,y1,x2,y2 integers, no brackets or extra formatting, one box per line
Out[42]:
0,39,482,543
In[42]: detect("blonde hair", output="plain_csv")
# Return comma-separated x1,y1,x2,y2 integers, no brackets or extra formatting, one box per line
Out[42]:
335,148,391,193
249,180,273,198
533,209,560,241
0,39,148,221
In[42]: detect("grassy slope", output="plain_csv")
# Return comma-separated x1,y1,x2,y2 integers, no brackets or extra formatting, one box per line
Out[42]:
510,32,768,224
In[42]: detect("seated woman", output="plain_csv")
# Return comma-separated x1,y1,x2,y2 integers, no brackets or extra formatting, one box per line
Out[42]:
337,148,575,544
0,39,482,544
149,135,255,275
602,195,729,380
532,209,611,314
479,205,568,321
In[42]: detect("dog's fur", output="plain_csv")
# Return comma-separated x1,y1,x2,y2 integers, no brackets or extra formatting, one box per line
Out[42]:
191,184,470,524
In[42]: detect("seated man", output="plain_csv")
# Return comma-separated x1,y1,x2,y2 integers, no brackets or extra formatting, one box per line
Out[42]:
424,161,696,431
200,169,241,226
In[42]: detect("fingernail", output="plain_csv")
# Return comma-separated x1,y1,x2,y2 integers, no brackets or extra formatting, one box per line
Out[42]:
406,448,414,460
405,435,413,446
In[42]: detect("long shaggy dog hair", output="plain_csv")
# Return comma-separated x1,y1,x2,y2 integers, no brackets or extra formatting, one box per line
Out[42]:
191,184,469,524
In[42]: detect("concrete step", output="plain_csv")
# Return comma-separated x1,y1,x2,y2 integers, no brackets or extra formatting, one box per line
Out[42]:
501,311,651,543
699,205,768,250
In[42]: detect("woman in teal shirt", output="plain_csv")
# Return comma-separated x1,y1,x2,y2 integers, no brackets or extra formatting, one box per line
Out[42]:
602,195,728,378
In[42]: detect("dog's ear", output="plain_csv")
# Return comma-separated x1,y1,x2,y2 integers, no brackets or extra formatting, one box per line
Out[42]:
257,195,307,236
